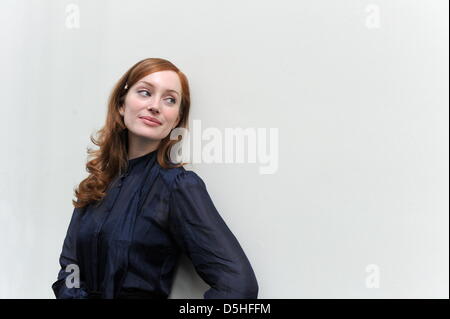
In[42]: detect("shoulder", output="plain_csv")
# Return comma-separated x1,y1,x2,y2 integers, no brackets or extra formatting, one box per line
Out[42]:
157,165,205,191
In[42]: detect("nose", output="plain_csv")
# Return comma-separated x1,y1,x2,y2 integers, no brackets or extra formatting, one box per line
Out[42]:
147,102,160,114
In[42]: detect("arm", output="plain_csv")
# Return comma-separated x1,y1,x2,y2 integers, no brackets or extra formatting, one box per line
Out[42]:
51,206,89,299
168,170,259,299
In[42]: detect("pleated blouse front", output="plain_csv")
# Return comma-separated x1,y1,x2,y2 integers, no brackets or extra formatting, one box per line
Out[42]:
52,150,259,299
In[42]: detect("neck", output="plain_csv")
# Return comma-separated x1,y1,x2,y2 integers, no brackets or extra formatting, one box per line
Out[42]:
127,131,160,160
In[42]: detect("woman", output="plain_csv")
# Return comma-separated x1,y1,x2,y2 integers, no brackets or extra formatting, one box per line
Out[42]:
51,58,259,299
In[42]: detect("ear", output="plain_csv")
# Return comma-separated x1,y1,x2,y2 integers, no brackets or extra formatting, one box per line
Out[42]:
119,104,124,117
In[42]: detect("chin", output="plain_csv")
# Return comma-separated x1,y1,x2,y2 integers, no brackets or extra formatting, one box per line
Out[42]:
129,127,159,139
140,132,161,140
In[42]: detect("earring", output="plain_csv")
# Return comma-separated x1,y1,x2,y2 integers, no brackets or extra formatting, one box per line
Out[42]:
124,83,128,90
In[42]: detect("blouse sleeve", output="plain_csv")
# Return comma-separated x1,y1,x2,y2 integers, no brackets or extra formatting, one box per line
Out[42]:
51,206,89,299
168,170,259,299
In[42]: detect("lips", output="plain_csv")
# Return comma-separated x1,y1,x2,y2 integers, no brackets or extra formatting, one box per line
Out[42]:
139,116,162,125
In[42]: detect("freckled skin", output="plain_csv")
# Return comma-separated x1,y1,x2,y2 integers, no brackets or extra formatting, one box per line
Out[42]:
119,70,182,159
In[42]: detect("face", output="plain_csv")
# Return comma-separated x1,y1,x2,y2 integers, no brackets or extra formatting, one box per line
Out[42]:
119,70,182,149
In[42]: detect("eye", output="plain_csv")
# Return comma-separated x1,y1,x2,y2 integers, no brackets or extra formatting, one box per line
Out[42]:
138,89,176,104
166,97,177,104
138,90,151,97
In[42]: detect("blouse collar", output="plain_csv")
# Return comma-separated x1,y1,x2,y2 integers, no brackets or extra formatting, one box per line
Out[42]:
127,149,157,170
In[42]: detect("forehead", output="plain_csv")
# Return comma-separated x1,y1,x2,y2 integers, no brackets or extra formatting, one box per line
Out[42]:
137,71,182,93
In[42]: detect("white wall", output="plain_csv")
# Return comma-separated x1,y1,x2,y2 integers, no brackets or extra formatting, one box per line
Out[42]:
0,0,448,298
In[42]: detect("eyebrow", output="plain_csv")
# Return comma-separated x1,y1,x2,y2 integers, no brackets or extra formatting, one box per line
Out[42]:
137,81,180,97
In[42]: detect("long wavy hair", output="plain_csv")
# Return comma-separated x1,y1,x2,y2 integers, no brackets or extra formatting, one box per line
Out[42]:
72,58,191,210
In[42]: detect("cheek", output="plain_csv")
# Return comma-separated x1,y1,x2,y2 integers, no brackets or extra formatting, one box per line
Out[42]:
163,108,180,124
123,97,142,116
125,95,145,110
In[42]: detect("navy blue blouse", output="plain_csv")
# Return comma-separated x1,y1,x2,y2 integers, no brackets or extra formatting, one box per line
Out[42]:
51,150,258,299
